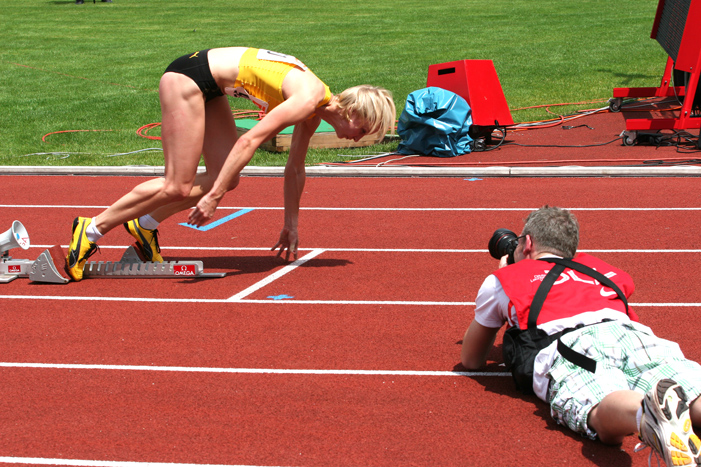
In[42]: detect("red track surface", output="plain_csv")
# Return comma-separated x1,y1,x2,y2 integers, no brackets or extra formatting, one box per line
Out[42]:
1,174,700,467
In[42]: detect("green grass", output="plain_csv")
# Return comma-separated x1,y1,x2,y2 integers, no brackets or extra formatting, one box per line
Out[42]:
0,0,667,167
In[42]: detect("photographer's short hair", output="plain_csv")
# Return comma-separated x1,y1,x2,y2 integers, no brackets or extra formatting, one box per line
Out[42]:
336,85,396,136
523,206,579,258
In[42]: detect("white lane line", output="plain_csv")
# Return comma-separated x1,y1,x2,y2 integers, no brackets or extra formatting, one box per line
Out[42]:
0,457,273,467
0,361,505,377
4,205,701,211
26,245,701,254
227,249,326,301
167,248,701,254
0,295,471,305
0,295,699,307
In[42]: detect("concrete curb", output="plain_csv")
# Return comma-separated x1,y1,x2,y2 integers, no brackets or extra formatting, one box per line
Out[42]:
1,165,701,177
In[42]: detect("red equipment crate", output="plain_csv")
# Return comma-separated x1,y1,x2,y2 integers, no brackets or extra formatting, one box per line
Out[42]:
427,59,513,128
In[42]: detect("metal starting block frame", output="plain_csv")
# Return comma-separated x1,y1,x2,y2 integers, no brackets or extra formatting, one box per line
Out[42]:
1,255,41,283
1,248,71,284
1,246,225,284
82,246,226,279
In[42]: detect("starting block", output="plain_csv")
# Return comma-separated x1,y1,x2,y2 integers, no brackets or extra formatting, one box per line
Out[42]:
1,246,71,284
0,220,225,284
80,245,226,280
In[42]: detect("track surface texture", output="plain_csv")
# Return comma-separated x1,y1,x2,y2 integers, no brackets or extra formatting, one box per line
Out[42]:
1,174,700,467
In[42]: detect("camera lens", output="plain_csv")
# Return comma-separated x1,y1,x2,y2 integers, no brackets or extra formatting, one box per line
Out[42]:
488,228,519,263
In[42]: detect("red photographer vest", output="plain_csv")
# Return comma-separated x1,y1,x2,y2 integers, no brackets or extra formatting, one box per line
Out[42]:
493,253,638,330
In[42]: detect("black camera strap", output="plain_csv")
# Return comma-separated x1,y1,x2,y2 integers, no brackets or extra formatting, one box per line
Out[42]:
528,257,630,373
528,262,566,329
539,257,629,315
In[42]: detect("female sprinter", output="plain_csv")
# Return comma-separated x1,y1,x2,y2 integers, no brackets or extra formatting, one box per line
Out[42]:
65,47,396,281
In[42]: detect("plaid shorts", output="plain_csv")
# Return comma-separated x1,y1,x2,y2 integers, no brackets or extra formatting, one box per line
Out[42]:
547,320,701,440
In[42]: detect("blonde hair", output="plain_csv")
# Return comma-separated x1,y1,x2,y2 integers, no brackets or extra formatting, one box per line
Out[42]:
336,85,396,136
523,206,580,258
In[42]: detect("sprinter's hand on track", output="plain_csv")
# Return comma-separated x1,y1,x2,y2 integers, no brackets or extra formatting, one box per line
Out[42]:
189,195,219,227
272,227,298,262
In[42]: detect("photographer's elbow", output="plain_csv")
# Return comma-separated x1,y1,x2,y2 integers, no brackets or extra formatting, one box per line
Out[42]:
461,344,487,370
461,355,485,371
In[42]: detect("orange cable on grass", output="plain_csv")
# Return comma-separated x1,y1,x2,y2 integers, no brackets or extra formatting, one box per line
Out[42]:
136,109,265,141
507,108,609,129
41,110,265,143
506,97,684,131
136,122,162,140
510,99,609,112
505,99,611,131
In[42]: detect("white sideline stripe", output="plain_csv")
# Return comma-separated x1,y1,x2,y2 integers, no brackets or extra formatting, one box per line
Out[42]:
227,249,326,301
632,303,701,307
190,248,701,253
27,244,701,254
4,205,701,211
0,457,272,467
0,361,504,377
0,295,473,305
0,295,699,307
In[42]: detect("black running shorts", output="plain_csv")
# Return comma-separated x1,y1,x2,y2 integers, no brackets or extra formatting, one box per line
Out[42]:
164,49,224,102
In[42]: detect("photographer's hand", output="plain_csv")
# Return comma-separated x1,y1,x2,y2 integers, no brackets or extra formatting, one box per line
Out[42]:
499,255,510,269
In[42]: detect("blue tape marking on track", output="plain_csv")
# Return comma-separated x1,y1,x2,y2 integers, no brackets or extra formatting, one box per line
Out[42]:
464,178,483,181
179,208,254,231
268,294,294,300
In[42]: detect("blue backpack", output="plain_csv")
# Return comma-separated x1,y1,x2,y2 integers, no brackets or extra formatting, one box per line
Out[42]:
396,87,473,157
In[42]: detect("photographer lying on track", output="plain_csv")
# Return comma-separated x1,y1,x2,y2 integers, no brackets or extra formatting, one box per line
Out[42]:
461,205,701,466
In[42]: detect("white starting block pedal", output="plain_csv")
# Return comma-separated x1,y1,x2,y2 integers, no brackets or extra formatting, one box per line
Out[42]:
31,247,72,283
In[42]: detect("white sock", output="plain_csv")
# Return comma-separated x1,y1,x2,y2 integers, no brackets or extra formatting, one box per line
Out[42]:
138,214,160,230
636,406,643,432
86,217,103,243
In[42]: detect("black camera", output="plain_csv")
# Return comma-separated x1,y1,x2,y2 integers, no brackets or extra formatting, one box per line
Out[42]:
488,228,519,264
